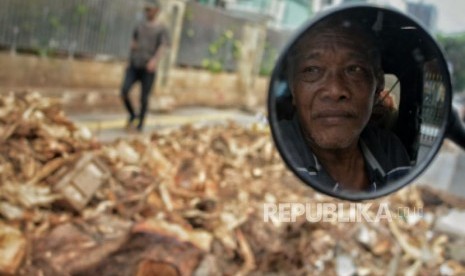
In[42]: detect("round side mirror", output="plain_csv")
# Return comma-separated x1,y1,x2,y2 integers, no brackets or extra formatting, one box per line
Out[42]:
268,4,462,201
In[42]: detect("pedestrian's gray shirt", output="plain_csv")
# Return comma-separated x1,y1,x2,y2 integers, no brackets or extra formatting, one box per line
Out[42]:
130,22,170,68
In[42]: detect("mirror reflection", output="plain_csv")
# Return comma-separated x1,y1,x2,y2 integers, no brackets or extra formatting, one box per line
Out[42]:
270,6,450,199
418,61,446,161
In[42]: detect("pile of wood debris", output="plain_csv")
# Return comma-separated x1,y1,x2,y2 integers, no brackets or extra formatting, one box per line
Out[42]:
1,92,465,275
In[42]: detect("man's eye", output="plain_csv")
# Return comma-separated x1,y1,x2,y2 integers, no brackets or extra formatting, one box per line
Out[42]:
346,65,367,75
300,66,323,82
303,66,321,74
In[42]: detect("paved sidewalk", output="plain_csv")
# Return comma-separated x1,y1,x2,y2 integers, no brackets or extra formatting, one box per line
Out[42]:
69,107,261,142
418,141,465,198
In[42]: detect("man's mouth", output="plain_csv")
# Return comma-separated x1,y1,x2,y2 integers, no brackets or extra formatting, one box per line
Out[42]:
312,110,356,124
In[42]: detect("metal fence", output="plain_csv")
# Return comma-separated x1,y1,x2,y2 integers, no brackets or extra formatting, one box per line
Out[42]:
0,0,142,58
0,0,293,73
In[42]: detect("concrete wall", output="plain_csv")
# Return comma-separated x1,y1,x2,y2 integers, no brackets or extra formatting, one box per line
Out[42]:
0,53,269,112
0,53,123,88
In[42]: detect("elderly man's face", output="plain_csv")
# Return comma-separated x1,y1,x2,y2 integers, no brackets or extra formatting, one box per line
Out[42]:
291,27,383,150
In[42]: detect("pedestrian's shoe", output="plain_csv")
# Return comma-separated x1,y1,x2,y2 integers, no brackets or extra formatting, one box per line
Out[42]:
125,115,136,132
136,123,144,132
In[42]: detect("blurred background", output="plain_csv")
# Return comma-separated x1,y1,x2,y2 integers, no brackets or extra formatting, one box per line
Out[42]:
1,0,464,193
1,0,464,106
1,0,465,275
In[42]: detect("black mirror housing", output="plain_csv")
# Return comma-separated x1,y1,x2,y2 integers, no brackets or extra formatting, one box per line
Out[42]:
268,4,456,201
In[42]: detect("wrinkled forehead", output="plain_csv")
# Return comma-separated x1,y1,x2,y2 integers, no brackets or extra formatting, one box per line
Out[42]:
291,20,380,63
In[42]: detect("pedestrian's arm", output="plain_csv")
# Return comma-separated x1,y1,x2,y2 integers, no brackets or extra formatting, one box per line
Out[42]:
146,29,170,72
146,45,166,72
151,44,166,64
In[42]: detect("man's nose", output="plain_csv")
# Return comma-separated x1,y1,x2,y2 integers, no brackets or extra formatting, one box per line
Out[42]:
321,71,350,101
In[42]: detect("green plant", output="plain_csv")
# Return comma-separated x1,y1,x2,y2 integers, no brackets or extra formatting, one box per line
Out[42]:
184,8,194,21
203,29,241,73
202,59,223,73
49,16,62,30
76,3,89,16
72,3,89,24
259,43,278,76
36,47,49,58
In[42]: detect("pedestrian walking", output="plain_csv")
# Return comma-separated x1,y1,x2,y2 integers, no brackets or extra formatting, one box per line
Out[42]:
121,0,170,132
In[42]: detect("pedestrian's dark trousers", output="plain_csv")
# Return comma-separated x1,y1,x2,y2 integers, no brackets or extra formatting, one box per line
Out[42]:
121,66,156,129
